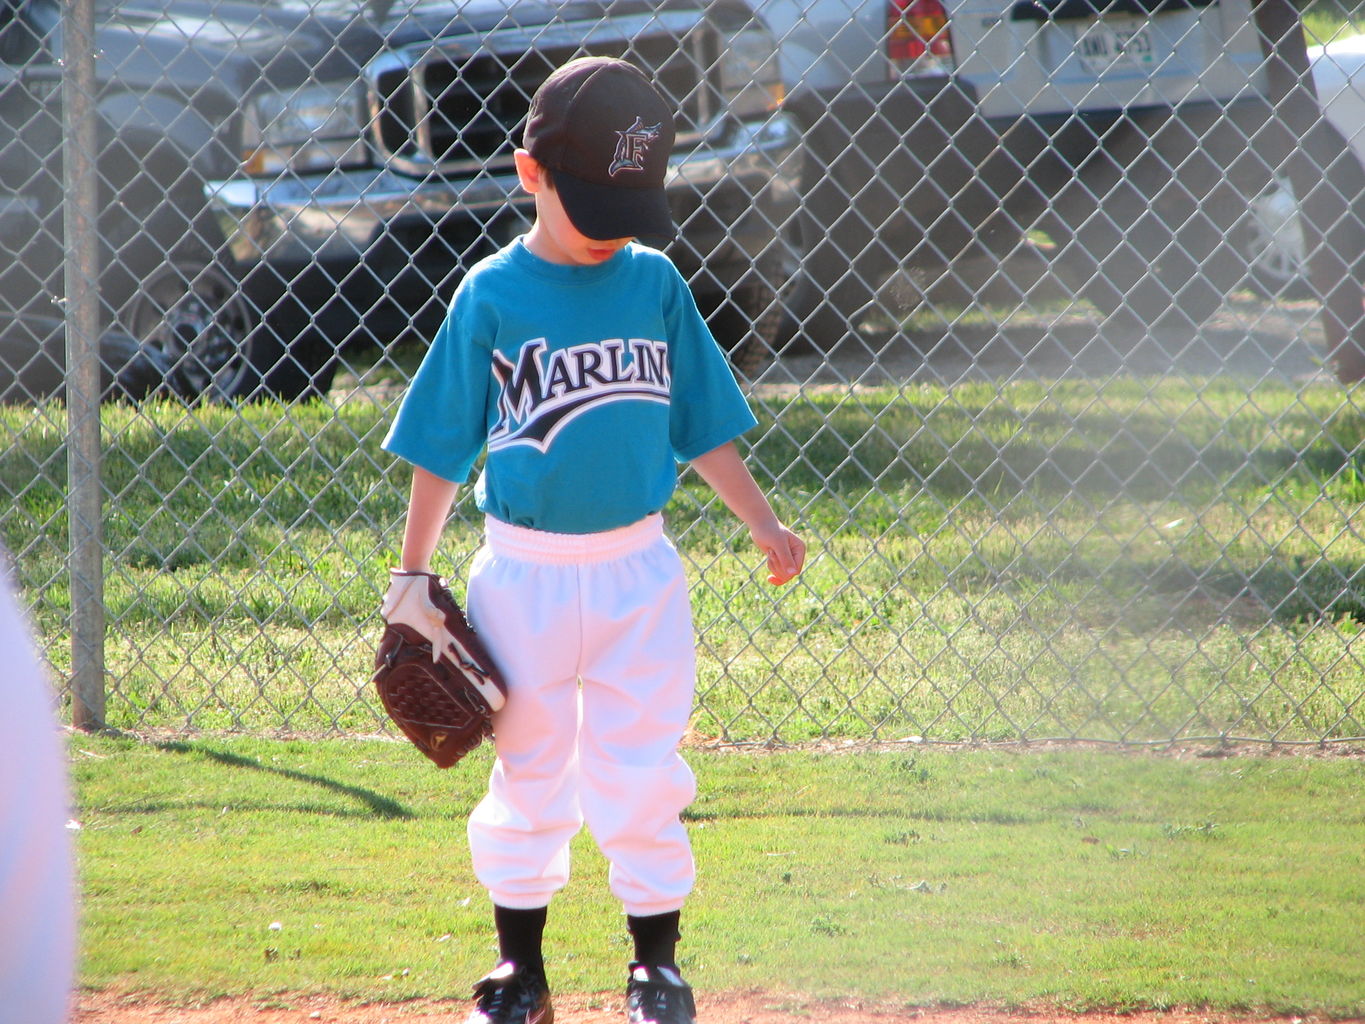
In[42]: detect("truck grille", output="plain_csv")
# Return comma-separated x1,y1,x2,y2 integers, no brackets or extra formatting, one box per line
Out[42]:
371,17,717,177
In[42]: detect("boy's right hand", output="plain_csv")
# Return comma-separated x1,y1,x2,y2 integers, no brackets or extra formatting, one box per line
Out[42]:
379,569,506,713
382,570,467,658
381,569,444,643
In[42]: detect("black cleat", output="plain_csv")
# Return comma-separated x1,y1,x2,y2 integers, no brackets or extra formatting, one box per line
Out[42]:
466,961,553,1024
626,963,696,1024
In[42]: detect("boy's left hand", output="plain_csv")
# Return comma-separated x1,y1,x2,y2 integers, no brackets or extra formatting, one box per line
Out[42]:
751,522,806,586
686,442,806,585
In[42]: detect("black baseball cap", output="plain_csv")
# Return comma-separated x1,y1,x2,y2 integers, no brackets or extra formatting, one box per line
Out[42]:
523,56,677,242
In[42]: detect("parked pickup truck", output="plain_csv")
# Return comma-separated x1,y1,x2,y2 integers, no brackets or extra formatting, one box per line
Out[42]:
757,0,1300,343
0,0,799,400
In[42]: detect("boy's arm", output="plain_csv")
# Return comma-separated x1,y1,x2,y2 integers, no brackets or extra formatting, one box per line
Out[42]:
380,467,467,655
399,466,460,572
690,441,806,586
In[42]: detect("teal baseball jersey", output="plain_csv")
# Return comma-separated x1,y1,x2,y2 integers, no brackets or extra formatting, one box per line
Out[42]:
383,239,757,534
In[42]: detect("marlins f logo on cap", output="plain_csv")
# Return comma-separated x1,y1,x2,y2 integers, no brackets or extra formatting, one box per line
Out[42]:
610,117,663,177
523,57,677,242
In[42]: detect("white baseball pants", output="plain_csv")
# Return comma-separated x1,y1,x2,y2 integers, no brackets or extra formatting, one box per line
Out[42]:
464,514,698,916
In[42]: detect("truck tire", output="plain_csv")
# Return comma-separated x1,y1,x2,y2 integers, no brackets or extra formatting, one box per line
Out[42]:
1043,106,1268,338
125,256,335,402
94,123,340,402
697,245,799,379
784,83,997,353
784,132,899,352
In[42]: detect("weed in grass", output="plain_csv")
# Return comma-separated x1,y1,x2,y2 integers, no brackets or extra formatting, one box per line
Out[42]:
809,915,847,937
1161,821,1221,840
882,829,922,846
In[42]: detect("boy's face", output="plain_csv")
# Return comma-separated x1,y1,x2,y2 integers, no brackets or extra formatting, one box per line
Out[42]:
514,150,634,266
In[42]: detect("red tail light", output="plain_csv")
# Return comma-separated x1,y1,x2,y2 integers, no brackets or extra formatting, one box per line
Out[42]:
887,0,954,67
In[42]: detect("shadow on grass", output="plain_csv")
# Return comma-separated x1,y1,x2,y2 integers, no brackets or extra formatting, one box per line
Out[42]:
154,740,414,820
750,383,1365,505
995,552,1365,628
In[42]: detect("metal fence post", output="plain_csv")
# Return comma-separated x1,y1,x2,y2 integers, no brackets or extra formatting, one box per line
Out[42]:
62,0,105,731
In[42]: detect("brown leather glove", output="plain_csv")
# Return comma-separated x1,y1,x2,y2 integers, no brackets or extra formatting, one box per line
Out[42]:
373,570,507,768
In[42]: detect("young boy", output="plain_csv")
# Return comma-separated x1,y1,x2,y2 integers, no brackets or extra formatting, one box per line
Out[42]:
381,56,805,1024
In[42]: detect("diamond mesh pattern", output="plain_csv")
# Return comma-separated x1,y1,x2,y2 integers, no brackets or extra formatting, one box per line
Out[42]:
1,0,1362,744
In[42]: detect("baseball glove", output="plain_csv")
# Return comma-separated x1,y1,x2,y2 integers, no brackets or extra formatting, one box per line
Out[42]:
373,569,507,769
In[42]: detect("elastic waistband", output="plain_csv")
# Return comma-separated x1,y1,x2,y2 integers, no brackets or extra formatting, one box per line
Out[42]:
483,514,665,565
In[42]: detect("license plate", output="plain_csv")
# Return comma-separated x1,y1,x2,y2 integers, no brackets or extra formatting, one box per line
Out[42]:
1072,17,1155,75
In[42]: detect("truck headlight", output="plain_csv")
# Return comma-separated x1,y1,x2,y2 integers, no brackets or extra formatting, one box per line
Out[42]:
242,80,368,176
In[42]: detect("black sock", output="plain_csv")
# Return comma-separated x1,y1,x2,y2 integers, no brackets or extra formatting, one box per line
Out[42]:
493,904,548,981
627,910,681,968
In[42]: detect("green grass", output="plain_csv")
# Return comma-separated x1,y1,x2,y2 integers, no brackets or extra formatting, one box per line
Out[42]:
1304,0,1365,45
4,375,1364,743
71,736,1365,1013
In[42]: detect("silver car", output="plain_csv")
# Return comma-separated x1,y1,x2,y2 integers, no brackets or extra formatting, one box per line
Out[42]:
753,0,1299,341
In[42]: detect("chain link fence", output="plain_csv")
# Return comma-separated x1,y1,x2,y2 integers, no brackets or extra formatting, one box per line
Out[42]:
1,0,1362,746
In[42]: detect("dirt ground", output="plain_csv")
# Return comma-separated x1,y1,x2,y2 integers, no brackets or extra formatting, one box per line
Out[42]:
74,989,1362,1024
759,251,1336,388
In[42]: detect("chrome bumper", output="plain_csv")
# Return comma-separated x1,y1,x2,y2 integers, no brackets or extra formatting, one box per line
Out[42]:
205,114,800,269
